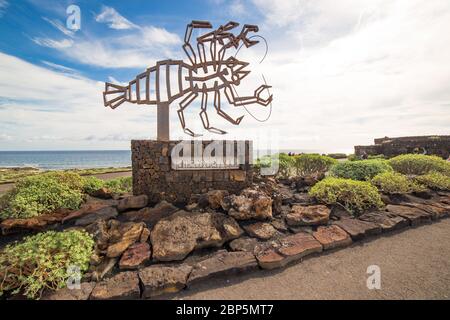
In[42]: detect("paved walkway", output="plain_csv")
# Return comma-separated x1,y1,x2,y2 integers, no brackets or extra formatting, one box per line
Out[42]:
0,171,132,194
176,218,450,300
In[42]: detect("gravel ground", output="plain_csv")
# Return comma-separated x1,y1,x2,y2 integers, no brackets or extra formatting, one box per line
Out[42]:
175,218,450,300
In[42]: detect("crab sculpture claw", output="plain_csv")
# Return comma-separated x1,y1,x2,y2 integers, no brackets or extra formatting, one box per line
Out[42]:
255,85,273,106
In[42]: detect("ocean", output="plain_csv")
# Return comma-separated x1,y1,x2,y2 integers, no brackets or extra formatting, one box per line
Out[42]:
0,151,132,170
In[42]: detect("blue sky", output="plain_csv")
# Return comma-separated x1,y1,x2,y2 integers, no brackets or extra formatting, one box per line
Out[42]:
0,0,449,152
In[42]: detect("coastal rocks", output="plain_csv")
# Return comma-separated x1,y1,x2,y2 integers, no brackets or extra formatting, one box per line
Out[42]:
151,211,243,261
106,222,144,258
223,189,273,220
90,271,140,300
43,282,96,300
0,202,117,234
90,257,117,282
256,233,323,269
75,206,118,226
122,201,178,226
91,187,113,199
228,237,259,252
312,225,352,250
62,202,112,223
117,195,148,212
0,209,70,234
139,264,192,298
385,204,432,226
400,202,449,220
285,205,330,226
358,211,408,232
243,222,277,240
187,251,258,287
333,217,381,241
119,242,151,270
207,190,229,209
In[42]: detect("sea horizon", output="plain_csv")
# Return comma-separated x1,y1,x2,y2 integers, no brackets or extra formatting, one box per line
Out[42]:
0,148,341,170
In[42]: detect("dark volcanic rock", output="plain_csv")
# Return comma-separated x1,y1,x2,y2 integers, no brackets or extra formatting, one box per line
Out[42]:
117,195,148,212
243,222,277,240
121,200,178,226
187,251,258,286
119,242,151,270
385,204,432,226
90,272,140,300
256,232,323,269
139,264,192,298
333,217,381,241
285,205,330,226
358,211,409,232
75,206,118,226
151,211,243,261
312,225,352,250
228,237,260,252
400,202,449,220
43,282,95,300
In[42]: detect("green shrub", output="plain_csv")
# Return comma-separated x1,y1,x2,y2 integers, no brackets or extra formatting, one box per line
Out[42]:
309,177,384,215
326,153,347,159
367,154,385,160
0,230,94,299
277,153,295,178
0,172,85,219
82,176,105,195
104,177,132,194
371,171,425,194
293,154,337,177
330,159,392,181
347,154,358,161
414,172,450,191
388,154,450,176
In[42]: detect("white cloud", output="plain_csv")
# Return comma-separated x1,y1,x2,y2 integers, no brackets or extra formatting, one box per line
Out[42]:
0,0,8,18
31,7,181,69
0,52,164,150
95,6,138,30
31,37,73,49
244,0,450,152
42,17,74,37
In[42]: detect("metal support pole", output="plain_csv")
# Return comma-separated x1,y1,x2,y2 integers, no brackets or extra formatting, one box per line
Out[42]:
157,102,170,141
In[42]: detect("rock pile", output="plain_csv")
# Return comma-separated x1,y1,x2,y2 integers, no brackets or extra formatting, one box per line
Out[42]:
3,176,445,301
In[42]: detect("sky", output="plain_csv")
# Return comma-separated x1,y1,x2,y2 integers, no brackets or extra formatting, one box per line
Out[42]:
0,0,449,153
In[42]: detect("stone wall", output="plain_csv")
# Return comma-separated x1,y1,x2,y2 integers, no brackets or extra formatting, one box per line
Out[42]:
132,140,253,204
355,135,450,159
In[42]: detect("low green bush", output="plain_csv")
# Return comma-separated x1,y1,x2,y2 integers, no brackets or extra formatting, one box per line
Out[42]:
104,176,132,194
330,159,392,181
371,171,425,194
388,154,450,176
0,172,85,219
414,172,450,191
82,176,105,195
326,153,347,159
0,230,94,299
293,154,337,177
309,177,384,215
367,154,385,160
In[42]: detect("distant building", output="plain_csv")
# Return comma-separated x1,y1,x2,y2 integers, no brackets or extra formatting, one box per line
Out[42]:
355,135,450,159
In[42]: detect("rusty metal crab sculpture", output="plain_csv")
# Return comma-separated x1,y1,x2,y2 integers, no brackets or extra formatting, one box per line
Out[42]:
103,20,272,137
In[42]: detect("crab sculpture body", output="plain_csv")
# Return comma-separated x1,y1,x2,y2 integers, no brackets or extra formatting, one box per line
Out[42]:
103,20,272,138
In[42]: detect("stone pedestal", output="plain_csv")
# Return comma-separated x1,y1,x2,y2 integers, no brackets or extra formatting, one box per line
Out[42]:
132,140,253,204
